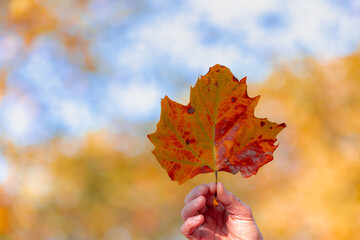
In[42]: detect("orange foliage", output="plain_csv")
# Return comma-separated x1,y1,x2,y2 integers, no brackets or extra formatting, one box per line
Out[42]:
149,65,285,184
1,52,360,239
0,71,6,100
252,52,360,239
5,0,96,71
8,0,58,44
0,204,9,234
1,132,186,239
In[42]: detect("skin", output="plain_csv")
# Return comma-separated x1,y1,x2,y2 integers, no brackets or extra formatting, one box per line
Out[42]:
181,182,264,240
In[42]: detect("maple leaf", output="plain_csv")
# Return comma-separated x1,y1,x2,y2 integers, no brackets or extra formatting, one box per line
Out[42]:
148,64,286,184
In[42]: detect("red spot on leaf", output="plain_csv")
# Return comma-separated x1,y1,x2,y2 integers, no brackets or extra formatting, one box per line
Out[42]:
187,107,195,114
260,121,265,127
198,150,203,157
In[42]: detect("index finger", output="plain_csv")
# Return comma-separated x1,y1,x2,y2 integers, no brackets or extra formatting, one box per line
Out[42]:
185,184,209,204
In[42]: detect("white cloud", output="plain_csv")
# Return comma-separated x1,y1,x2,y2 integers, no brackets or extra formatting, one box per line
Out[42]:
119,11,244,75
116,0,360,84
0,34,22,64
6,104,34,136
190,0,278,28
116,42,150,73
52,99,96,134
121,12,201,69
107,80,162,121
190,0,360,59
283,0,359,58
0,93,38,143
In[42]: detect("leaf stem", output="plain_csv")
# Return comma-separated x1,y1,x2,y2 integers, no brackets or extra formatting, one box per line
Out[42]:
213,170,219,207
215,170,218,185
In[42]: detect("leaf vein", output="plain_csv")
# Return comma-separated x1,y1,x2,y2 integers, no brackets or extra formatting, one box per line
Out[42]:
163,112,206,165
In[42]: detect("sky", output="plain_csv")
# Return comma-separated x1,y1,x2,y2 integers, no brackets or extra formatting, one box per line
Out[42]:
0,0,360,149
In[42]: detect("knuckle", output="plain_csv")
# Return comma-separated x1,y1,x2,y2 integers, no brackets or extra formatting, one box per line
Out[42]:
242,204,253,216
229,193,237,202
197,184,207,194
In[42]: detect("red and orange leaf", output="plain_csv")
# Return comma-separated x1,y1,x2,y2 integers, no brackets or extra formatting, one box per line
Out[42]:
148,64,286,184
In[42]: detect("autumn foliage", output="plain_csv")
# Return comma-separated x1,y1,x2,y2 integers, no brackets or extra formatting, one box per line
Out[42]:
149,65,285,184
1,1,360,239
2,53,360,239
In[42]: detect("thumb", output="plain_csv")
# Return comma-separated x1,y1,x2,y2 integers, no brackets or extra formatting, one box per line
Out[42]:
216,182,253,219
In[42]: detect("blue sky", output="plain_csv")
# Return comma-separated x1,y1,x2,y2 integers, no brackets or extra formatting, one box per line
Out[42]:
0,0,360,148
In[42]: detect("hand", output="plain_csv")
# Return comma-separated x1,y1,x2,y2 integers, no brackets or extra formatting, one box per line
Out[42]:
181,182,264,240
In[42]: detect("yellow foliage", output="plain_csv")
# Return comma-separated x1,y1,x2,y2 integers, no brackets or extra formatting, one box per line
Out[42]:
253,52,360,239
1,52,360,239
0,206,9,234
9,0,37,20
8,0,58,44
0,71,6,100
2,0,98,72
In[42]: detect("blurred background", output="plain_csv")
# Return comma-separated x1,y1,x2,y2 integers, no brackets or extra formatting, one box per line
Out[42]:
0,0,360,239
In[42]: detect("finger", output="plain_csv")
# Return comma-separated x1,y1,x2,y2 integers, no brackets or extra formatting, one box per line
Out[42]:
216,182,253,218
198,204,207,214
203,182,217,207
185,184,209,204
208,182,216,195
181,195,206,221
181,214,204,238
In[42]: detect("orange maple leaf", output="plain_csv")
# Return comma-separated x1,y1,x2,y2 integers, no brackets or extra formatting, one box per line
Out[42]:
148,64,286,184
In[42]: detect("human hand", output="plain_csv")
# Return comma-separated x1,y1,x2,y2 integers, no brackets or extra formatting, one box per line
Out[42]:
181,182,263,240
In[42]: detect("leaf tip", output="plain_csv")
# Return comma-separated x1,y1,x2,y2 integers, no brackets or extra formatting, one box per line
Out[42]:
248,95,261,106
240,76,247,83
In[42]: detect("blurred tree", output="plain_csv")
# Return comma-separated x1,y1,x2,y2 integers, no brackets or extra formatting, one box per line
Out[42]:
8,0,58,45
1,1,360,235
1,132,189,239
1,51,360,239
2,0,97,71
0,189,10,236
0,71,6,100
252,52,360,239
